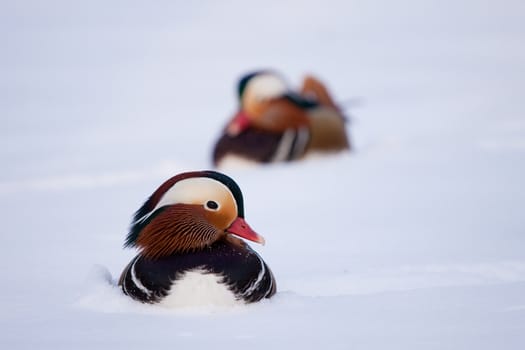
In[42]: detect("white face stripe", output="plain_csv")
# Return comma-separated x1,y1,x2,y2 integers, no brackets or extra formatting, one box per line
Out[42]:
150,177,238,217
246,73,288,101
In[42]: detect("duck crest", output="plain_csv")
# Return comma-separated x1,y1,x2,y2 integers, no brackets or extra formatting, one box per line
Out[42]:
238,70,265,98
237,70,280,99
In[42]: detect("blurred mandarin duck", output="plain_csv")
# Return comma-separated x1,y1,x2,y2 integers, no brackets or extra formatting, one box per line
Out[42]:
119,170,276,307
212,70,350,167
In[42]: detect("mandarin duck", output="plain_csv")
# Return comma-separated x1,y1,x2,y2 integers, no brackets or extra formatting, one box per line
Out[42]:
119,170,276,307
212,70,350,167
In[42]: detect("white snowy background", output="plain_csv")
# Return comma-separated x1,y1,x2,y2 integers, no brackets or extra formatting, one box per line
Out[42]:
2,0,525,349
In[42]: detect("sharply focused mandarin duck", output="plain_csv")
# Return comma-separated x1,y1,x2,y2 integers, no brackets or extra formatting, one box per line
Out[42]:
212,70,350,167
119,170,276,307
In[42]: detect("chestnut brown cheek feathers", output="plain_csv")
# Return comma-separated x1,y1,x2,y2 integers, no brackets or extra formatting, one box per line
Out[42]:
136,205,220,259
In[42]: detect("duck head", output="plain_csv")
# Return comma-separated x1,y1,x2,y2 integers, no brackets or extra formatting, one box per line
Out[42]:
227,71,310,136
238,70,289,112
125,171,264,259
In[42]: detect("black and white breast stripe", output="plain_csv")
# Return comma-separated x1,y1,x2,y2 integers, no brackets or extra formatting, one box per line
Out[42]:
271,127,310,162
119,239,276,304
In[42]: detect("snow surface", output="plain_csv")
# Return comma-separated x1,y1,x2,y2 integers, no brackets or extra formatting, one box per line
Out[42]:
2,0,525,349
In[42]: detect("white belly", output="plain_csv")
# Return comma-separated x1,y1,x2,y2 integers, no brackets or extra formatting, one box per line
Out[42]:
158,269,242,308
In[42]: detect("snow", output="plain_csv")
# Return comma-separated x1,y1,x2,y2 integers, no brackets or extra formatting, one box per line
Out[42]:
2,0,525,349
